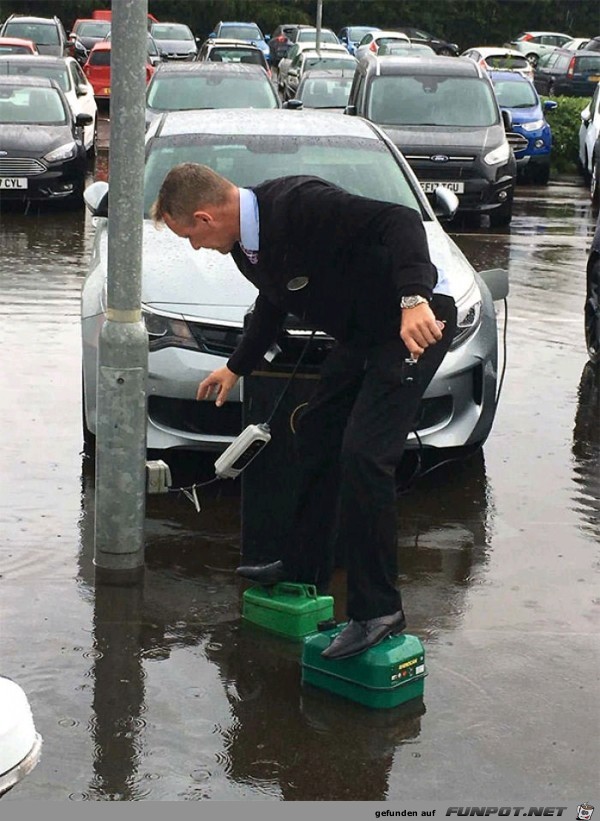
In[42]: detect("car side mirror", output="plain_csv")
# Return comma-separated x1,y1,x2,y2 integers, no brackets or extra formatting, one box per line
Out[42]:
76,83,88,97
282,98,303,109
344,104,357,116
544,99,558,111
433,186,459,220
265,34,270,41
580,104,591,122
84,180,109,217
75,112,93,127
478,268,509,301
501,109,512,130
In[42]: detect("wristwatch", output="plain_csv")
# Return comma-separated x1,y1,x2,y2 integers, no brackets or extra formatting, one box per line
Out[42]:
400,295,429,309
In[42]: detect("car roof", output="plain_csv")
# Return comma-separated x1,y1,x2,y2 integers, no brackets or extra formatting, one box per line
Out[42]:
518,31,571,37
0,54,70,65
4,16,58,24
154,61,267,76
371,30,411,39
0,74,55,87
89,41,111,52
0,36,36,45
362,55,483,76
205,39,263,49
155,108,381,139
469,46,526,56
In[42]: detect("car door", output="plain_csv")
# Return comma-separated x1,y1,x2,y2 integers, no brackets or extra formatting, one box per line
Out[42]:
534,51,558,93
278,43,299,88
69,58,97,149
355,33,373,61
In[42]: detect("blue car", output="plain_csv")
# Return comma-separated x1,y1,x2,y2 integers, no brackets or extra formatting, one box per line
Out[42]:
489,69,556,184
337,26,380,56
209,21,270,63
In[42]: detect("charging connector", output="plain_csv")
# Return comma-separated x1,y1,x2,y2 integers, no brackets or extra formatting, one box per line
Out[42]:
214,423,272,479
146,459,172,494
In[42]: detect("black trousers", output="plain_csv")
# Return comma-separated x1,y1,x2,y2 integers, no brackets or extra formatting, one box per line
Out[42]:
284,294,457,621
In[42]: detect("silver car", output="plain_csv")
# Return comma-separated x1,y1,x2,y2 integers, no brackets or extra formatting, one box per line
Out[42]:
81,109,507,454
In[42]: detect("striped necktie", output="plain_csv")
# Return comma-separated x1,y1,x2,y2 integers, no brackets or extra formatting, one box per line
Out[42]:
240,243,258,265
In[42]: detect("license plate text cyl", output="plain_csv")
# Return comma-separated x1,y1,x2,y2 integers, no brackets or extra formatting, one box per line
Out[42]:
0,178,27,189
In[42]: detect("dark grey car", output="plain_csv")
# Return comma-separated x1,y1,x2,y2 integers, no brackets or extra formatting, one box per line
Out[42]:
0,15,68,57
150,22,198,61
346,54,516,226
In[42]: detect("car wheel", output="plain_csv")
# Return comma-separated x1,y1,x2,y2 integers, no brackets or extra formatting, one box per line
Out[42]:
488,196,513,228
585,256,600,365
87,117,98,160
532,163,550,185
82,373,96,456
525,52,538,67
65,178,86,210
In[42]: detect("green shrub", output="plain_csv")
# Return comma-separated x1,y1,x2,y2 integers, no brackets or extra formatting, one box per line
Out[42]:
542,94,590,173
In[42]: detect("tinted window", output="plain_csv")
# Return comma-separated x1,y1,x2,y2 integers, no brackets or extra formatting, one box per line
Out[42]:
144,134,421,216
368,75,499,127
89,49,110,66
3,22,59,46
151,24,193,41
219,24,263,40
75,21,110,37
297,29,338,44
209,48,264,65
0,85,67,123
493,79,538,107
577,55,600,72
147,74,277,110
485,54,529,70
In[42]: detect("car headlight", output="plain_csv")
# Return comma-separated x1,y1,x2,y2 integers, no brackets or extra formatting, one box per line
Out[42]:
483,141,510,165
44,141,77,162
142,310,199,351
450,281,482,349
520,119,544,132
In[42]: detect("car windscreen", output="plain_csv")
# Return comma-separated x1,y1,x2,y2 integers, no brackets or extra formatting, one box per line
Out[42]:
209,48,263,65
299,76,352,107
76,21,110,37
368,75,499,127
143,134,422,216
0,45,31,54
347,27,375,41
220,25,263,40
493,79,537,107
485,54,529,70
151,24,193,41
0,85,67,123
3,22,59,46
0,62,70,92
297,29,338,44
303,56,356,71
576,55,600,73
147,74,277,110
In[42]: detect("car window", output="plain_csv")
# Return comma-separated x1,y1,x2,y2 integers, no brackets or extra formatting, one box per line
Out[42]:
0,62,71,92
299,76,353,107
538,52,558,68
89,49,110,66
303,56,356,72
76,21,110,37
0,85,67,123
146,74,278,111
554,54,571,70
493,79,537,107
368,75,499,127
209,47,264,66
347,27,375,41
144,134,422,216
72,61,87,84
151,24,193,41
68,61,80,89
358,34,373,46
485,54,529,70
3,22,59,45
296,29,338,44
577,55,600,73
219,24,263,40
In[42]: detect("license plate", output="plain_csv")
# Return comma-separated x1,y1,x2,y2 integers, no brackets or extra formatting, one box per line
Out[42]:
422,181,464,193
589,75,600,82
0,178,27,190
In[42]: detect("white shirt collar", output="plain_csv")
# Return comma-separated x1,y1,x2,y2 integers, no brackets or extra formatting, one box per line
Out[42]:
238,187,260,252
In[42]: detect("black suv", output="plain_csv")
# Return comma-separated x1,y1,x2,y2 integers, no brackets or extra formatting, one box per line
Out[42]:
345,54,516,226
393,26,459,56
269,23,303,65
0,14,69,57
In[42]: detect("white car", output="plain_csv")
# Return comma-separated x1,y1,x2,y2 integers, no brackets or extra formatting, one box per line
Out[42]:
81,109,507,454
461,46,533,79
355,30,410,61
505,31,573,67
277,40,345,91
0,53,97,154
562,37,591,51
579,83,600,185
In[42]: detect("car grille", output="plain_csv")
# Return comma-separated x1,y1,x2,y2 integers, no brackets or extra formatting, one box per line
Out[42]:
507,132,529,153
0,157,47,176
406,160,480,181
149,395,241,436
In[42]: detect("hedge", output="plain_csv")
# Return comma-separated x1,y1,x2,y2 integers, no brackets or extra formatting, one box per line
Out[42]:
541,94,591,174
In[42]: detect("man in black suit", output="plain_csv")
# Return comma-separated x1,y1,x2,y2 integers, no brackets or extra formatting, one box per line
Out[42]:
152,163,457,659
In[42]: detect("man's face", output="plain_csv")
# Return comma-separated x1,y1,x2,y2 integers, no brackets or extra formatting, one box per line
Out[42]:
164,208,236,255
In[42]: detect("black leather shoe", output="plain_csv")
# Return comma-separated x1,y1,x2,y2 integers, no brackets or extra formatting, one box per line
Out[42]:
320,610,406,660
236,560,287,585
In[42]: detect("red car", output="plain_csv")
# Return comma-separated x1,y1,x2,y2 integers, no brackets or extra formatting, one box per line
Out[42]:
83,40,155,98
0,36,38,55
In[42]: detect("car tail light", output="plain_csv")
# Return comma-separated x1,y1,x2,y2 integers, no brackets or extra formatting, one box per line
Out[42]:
567,56,575,78
369,41,377,52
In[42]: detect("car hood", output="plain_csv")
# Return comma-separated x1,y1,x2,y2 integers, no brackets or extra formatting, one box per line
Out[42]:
118,220,476,323
500,103,543,124
154,38,195,52
381,124,502,154
0,123,73,153
36,44,62,56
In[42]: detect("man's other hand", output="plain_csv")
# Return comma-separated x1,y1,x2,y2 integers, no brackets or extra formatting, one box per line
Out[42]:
197,366,240,407
400,302,445,359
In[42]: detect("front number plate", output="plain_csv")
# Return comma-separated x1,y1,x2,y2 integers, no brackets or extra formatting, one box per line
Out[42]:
0,178,27,190
422,181,465,193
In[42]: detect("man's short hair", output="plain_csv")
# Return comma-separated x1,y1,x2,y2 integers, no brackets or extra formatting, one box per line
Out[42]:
151,163,233,225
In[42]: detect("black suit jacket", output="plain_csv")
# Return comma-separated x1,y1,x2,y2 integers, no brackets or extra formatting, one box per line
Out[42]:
227,176,438,376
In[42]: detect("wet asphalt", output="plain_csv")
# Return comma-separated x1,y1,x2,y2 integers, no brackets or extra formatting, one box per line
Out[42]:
0,107,598,800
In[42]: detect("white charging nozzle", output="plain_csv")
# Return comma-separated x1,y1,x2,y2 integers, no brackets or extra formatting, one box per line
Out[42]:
214,423,272,479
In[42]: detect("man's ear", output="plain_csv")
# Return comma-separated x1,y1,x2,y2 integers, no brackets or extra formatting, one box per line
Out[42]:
192,209,213,225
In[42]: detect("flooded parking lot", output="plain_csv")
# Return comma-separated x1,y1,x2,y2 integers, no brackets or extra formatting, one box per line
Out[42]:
0,157,598,800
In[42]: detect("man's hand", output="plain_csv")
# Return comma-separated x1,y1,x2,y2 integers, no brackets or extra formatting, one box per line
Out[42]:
400,302,445,359
197,366,239,407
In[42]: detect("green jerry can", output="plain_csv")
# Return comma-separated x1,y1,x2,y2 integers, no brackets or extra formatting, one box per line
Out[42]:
242,582,335,640
302,627,427,709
